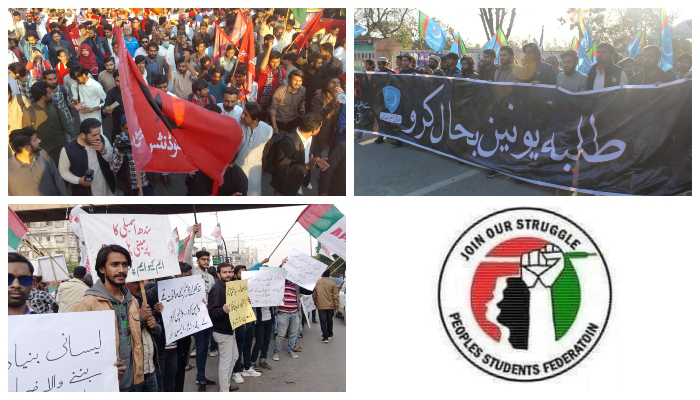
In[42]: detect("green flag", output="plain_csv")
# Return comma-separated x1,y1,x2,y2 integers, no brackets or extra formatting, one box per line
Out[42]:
290,8,307,25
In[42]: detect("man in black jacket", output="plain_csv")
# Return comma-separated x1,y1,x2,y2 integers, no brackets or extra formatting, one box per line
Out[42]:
628,45,676,86
208,262,240,392
587,43,627,90
270,112,329,196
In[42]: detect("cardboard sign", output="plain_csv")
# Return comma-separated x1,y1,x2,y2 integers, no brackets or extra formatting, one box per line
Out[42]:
225,280,256,330
282,249,327,291
241,269,286,307
157,275,212,343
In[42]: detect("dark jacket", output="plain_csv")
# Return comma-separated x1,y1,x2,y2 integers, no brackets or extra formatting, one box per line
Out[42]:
254,307,276,325
522,61,556,85
302,65,326,111
48,40,77,67
208,279,233,335
63,135,117,195
318,142,346,196
480,64,498,81
135,289,162,373
145,281,166,351
323,56,343,78
628,68,676,85
270,132,312,196
586,62,624,90
22,101,70,167
311,94,340,147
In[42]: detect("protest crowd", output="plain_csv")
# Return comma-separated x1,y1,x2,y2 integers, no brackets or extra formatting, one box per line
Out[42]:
8,219,344,392
8,8,347,196
360,45,692,150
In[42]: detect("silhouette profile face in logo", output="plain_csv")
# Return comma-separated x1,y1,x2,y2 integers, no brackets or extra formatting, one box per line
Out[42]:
495,277,530,350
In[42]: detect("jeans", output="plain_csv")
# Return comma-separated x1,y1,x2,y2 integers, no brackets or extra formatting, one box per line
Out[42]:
318,309,334,339
194,327,213,382
233,322,255,373
213,331,238,392
174,336,191,392
274,311,300,355
163,348,178,392
252,319,273,363
131,372,158,392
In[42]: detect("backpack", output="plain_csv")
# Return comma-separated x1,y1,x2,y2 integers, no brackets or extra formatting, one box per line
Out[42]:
261,131,292,176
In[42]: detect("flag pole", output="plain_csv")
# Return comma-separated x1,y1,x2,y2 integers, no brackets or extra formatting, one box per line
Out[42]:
324,257,341,271
330,261,345,276
268,220,296,259
26,234,70,281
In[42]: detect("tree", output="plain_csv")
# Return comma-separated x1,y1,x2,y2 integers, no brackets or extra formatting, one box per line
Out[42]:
558,8,680,54
355,8,412,39
479,8,517,42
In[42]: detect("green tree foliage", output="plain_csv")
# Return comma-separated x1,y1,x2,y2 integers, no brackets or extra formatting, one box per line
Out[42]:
558,8,680,55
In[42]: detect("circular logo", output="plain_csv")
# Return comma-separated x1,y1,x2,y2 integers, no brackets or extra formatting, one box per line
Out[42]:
438,208,611,381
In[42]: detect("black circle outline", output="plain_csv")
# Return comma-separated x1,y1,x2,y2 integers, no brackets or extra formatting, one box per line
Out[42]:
437,207,613,382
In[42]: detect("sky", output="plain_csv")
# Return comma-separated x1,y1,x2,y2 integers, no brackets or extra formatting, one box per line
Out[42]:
167,205,321,268
407,8,691,49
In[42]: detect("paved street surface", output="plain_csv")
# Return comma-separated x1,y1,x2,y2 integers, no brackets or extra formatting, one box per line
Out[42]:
183,316,346,392
354,133,554,196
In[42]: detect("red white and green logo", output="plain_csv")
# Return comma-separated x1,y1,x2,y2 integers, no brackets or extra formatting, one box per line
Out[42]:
438,208,611,381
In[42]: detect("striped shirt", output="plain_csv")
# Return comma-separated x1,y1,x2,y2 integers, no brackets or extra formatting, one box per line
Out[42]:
278,281,298,313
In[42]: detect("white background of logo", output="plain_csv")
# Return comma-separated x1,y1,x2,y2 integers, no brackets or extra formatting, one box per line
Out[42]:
349,196,699,397
440,208,611,379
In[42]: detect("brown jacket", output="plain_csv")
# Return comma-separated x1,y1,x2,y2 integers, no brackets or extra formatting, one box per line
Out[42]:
312,277,340,310
73,287,145,386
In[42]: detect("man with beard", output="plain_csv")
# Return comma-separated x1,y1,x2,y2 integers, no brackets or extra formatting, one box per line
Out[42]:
520,43,556,85
84,26,108,62
398,54,419,74
364,59,376,72
22,81,69,166
441,53,461,77
376,57,394,74
43,69,74,133
301,53,326,112
59,118,116,196
231,265,261,384
103,24,116,55
73,245,143,391
256,46,286,115
8,126,66,195
320,43,343,78
218,87,243,119
9,252,38,314
144,42,169,87
270,70,306,135
493,46,524,82
208,262,240,392
555,50,588,92
73,66,106,124
618,57,636,79
170,56,198,99
586,43,627,90
674,53,692,80
629,45,676,86
98,57,117,93
208,67,228,103
235,102,273,196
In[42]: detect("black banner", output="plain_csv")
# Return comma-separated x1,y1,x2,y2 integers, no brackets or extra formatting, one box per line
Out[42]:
354,72,691,195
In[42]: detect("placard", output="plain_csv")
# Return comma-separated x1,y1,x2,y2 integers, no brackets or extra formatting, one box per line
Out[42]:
282,249,328,291
226,280,256,330
8,310,119,392
157,275,212,343
241,269,287,307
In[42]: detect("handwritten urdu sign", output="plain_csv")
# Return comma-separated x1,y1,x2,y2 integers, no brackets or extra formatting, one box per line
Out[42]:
226,280,256,330
8,310,119,392
300,294,317,328
282,249,328,291
158,275,212,343
81,214,181,282
240,269,287,307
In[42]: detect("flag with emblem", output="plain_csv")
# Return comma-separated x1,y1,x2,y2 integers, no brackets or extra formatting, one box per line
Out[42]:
294,9,324,54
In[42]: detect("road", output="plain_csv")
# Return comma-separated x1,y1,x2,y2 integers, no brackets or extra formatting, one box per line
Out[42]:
354,133,555,196
183,316,346,392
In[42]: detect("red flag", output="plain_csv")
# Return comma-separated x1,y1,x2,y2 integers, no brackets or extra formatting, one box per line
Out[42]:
229,9,247,44
69,26,81,56
213,26,235,66
115,26,243,195
237,14,256,101
321,18,346,45
294,9,325,54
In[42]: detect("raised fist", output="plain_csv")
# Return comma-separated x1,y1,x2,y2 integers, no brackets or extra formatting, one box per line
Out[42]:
520,244,564,288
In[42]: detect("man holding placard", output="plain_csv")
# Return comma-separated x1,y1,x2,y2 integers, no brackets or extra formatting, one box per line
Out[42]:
231,265,262,383
125,280,162,392
73,244,145,391
208,262,240,392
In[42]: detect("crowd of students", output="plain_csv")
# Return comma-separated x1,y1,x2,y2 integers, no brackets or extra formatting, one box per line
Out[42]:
8,8,347,196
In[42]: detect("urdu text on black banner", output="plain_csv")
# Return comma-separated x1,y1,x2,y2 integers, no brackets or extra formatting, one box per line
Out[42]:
354,72,691,195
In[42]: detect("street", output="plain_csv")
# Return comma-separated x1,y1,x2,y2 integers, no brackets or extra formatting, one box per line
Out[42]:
354,133,554,196
183,316,346,392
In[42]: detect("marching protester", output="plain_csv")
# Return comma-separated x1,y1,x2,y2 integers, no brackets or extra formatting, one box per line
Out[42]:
235,102,273,196
587,43,627,90
544,54,563,75
232,265,261,383
313,269,340,343
23,80,71,166
521,43,556,85
7,8,346,196
28,275,56,314
8,126,67,196
628,45,676,85
556,50,589,92
619,57,636,79
125,280,162,391
674,53,692,80
208,262,240,392
273,277,314,361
